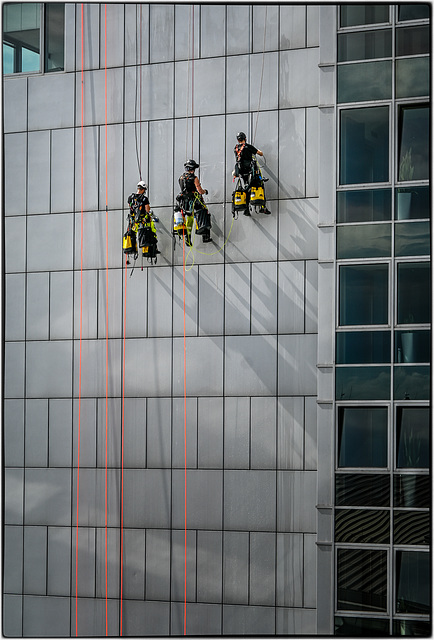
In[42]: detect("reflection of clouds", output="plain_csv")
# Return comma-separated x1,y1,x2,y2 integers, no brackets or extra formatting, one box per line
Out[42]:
336,368,390,400
394,367,430,400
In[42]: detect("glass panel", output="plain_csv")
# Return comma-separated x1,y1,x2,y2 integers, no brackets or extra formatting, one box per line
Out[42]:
337,331,391,364
2,2,41,73
337,366,391,401
394,186,430,220
338,30,391,62
394,474,430,508
395,221,430,257
398,4,430,21
339,264,388,326
340,107,389,185
397,262,430,324
336,509,389,543
337,224,391,259
396,551,430,615
338,406,388,467
396,407,430,469
337,549,387,612
393,619,431,636
398,106,429,181
3,42,14,73
336,473,390,507
338,61,391,103
336,616,390,636
337,189,391,223
395,330,430,363
394,366,430,401
396,58,430,99
394,511,430,545
45,3,64,72
396,26,430,56
340,5,389,27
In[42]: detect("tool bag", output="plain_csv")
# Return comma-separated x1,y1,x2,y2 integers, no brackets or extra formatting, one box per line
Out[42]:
232,179,247,211
249,185,265,206
123,228,137,254
195,208,211,235
138,225,157,249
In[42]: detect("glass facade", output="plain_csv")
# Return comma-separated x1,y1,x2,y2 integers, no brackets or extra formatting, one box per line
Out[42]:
335,4,430,636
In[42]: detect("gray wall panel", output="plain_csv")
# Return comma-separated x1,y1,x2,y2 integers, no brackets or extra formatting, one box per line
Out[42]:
4,134,27,215
123,398,147,469
278,109,306,199
73,398,97,468
250,532,276,605
278,261,305,334
27,214,74,272
122,469,171,528
99,125,124,211
276,533,303,606
175,4,199,61
26,341,72,398
28,74,74,130
122,529,145,599
224,208,278,263
146,529,171,601
95,528,119,598
171,529,196,602
3,76,27,133
51,129,74,213
50,271,74,340
26,272,49,340
277,397,304,470
4,342,25,399
278,199,318,260
227,6,251,55
172,397,198,468
99,4,125,69
47,527,71,596
23,526,47,595
224,262,251,335
25,469,71,526
72,597,118,637
4,469,24,525
251,262,277,334
223,531,249,604
198,264,224,336
306,107,319,197
49,400,73,468
253,5,279,52
280,48,320,108
125,4,149,66
251,110,279,201
23,596,70,637
96,398,121,468
73,270,97,340
130,62,174,122
277,471,317,533
4,399,24,467
172,602,222,636
276,607,317,635
73,339,121,398
72,528,95,595
98,268,122,338
75,127,99,212
124,338,171,397
223,604,275,635
280,6,306,49
198,397,223,469
147,397,172,468
278,334,317,396
305,260,319,333
250,52,279,113
199,115,226,203
5,217,26,272
225,335,277,396
305,397,318,471
192,58,226,117
76,3,100,71
28,130,50,214
72,469,120,528
64,4,76,73
197,531,223,603
307,5,320,47
5,274,25,341
224,397,250,469
149,120,174,207
3,595,22,637
150,4,175,63
304,533,317,608
173,337,224,397
201,5,226,58
224,470,276,531
251,397,277,469
123,600,170,636
74,210,123,271
173,265,198,336
172,470,223,530
4,526,23,593
226,56,250,114
25,399,48,468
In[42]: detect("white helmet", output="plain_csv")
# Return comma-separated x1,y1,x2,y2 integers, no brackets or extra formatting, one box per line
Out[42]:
137,181,147,190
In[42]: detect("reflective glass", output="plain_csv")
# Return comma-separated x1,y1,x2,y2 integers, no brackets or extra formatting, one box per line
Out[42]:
337,331,391,364
2,3,41,73
45,3,64,72
393,620,431,636
338,30,391,62
398,4,430,21
394,366,430,401
339,264,388,325
396,407,430,469
336,366,391,401
395,330,430,363
3,43,14,74
338,406,388,467
396,58,430,99
335,509,389,543
395,222,430,257
337,224,391,259
396,551,430,615
336,473,390,507
338,61,391,103
394,186,430,220
340,5,389,27
398,106,429,180
396,26,430,56
337,189,391,223
394,474,430,508
335,617,389,636
394,511,430,545
340,107,389,185
337,549,387,612
397,262,430,324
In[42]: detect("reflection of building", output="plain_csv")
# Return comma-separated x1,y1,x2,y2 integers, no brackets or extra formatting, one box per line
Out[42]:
2,3,430,637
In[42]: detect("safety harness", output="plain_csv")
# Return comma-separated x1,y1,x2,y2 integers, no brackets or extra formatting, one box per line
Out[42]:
174,173,211,246
124,193,159,266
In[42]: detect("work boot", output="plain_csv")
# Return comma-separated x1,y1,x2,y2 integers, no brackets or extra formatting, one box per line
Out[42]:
202,232,212,243
243,208,251,216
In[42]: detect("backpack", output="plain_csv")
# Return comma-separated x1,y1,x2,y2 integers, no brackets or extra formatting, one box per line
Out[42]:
179,172,196,196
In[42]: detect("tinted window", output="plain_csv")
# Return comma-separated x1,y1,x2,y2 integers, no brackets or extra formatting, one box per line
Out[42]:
397,262,430,324
2,2,41,73
398,4,430,21
336,473,390,506
338,61,392,103
339,264,388,325
396,407,430,468
395,222,430,257
394,366,430,401
398,106,430,181
396,25,430,56
340,5,389,27
396,551,430,615
338,30,391,62
336,509,389,543
337,189,391,223
394,474,430,508
337,549,387,611
45,3,64,72
396,58,430,99
336,367,391,401
394,186,430,221
337,331,391,364
394,511,430,545
395,330,430,363
337,223,391,259
338,406,388,467
336,617,389,636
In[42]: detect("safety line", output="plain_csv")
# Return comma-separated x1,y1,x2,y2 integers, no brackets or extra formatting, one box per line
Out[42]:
104,3,109,635
253,6,268,145
191,5,194,157
184,214,235,272
183,227,187,636
75,4,84,636
120,255,128,636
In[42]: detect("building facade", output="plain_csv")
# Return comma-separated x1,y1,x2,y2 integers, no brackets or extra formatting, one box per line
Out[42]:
2,3,430,637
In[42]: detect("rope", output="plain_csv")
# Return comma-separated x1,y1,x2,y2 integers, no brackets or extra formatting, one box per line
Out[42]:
253,6,267,146
182,227,187,636
134,5,142,179
119,256,128,635
75,4,85,635
184,214,235,272
104,4,109,635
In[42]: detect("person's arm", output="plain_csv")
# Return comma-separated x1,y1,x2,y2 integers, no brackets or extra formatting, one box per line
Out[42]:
256,149,263,156
194,176,207,195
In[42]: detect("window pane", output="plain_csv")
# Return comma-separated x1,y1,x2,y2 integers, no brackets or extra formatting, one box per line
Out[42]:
339,264,388,325
396,551,430,615
337,367,391,401
340,5,389,27
395,186,430,220
338,407,388,467
398,106,429,181
393,620,431,636
3,2,41,74
397,262,430,324
396,407,430,468
337,189,392,223
396,26,430,56
337,224,391,259
336,473,390,506
3,42,14,73
338,61,391,103
395,221,430,256
336,509,389,544
340,107,389,185
395,330,430,363
338,30,391,62
45,3,64,72
394,366,430,401
394,511,430,545
337,331,391,364
394,474,430,508
337,549,387,612
398,4,430,21
336,616,390,636
396,58,430,99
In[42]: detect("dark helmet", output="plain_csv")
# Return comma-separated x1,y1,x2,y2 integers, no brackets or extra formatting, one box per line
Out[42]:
236,132,246,141
184,159,199,170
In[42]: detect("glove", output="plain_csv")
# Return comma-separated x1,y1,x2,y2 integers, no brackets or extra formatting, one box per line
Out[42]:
204,189,208,195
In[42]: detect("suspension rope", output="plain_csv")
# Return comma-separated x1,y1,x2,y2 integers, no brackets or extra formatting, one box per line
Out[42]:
183,226,187,636
104,4,109,635
119,255,128,635
134,4,142,179
253,6,268,146
184,214,235,272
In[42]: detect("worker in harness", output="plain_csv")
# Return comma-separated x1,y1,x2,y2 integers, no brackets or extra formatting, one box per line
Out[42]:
124,181,159,263
232,132,271,216
174,159,212,244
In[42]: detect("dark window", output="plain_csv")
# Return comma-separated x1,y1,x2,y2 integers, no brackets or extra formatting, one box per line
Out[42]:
395,330,431,363
398,106,430,181
396,58,430,99
398,4,430,21
338,406,388,467
336,509,389,544
395,222,430,257
396,407,430,468
396,25,430,56
336,366,391,401
338,29,391,62
340,107,389,185
335,616,389,636
397,262,430,324
394,474,430,508
396,551,430,615
336,473,390,507
338,61,392,103
337,189,392,223
340,5,389,27
394,366,430,401
392,620,431,636
337,549,387,612
394,186,430,221
339,264,388,325
44,3,64,72
337,224,391,259
394,511,430,545
337,331,391,364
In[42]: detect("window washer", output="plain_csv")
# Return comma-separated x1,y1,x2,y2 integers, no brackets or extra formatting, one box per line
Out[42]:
125,181,159,263
232,132,271,216
174,159,212,244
